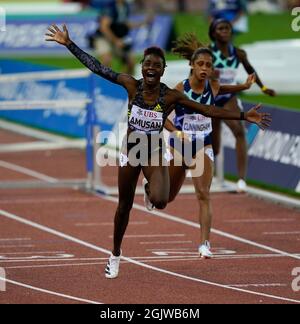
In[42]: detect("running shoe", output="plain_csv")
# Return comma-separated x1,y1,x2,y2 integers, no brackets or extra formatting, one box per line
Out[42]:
105,253,121,279
143,178,155,211
199,241,213,259
237,179,248,193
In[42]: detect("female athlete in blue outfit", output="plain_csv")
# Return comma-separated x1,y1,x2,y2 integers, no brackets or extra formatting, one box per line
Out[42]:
163,33,255,258
46,24,270,279
209,19,276,192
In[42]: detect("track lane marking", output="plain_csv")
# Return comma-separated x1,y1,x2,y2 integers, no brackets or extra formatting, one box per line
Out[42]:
1,208,299,304
97,194,300,261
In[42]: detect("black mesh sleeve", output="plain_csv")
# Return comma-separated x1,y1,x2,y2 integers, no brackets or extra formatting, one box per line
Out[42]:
66,42,120,84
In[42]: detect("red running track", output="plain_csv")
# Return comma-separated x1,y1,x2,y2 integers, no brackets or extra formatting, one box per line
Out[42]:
0,130,300,304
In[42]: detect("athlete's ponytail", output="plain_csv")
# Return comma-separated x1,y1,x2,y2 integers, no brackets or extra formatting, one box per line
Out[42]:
172,33,213,64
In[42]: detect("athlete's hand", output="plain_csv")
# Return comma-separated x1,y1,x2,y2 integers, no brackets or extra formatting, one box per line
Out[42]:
245,104,272,130
262,87,276,97
244,73,256,89
45,24,71,46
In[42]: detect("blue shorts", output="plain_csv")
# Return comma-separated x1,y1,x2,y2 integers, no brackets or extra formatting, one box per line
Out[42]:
215,94,236,108
170,134,212,158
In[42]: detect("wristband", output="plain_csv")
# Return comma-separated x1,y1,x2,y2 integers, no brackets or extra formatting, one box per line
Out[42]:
261,86,268,92
240,112,246,120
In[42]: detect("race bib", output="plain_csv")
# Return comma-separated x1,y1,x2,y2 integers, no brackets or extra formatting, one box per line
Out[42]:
182,114,212,137
216,68,238,85
129,105,164,134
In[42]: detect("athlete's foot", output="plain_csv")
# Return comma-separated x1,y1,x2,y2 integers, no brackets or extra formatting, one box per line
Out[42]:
199,241,213,259
105,253,121,279
143,178,155,211
237,179,248,193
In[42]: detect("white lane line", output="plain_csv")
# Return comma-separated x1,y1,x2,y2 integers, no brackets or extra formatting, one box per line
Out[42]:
1,208,299,304
75,221,149,227
140,241,193,245
0,238,31,242
98,194,300,261
0,245,35,248
4,158,298,261
0,276,101,304
109,234,186,239
0,197,98,205
228,283,287,288
226,219,295,223
263,231,300,235
0,160,58,183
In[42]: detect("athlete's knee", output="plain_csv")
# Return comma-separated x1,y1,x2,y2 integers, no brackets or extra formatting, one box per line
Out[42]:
151,197,168,210
117,200,133,215
195,188,210,202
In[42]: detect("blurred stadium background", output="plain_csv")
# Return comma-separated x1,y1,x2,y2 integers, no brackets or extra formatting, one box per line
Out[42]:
0,0,299,198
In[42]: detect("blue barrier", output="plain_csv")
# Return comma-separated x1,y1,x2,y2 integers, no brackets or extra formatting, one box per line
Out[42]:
0,60,128,138
0,14,173,55
224,103,300,193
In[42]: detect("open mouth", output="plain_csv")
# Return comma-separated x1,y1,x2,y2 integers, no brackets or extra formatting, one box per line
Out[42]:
146,71,156,80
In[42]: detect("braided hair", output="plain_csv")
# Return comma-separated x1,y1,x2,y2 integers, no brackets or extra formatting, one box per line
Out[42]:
172,33,213,64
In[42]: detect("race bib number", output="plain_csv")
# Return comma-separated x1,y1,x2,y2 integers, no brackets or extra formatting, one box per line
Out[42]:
217,68,238,85
183,114,212,137
129,105,163,134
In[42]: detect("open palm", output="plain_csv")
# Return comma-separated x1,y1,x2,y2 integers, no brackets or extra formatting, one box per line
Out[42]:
246,104,272,130
45,24,71,46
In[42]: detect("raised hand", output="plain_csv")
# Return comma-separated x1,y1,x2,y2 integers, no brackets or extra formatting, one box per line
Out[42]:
245,104,272,130
45,24,71,46
262,87,277,97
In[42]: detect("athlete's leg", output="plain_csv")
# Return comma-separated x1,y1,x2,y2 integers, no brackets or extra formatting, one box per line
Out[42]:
212,118,221,156
168,147,187,203
223,97,247,180
142,163,170,210
192,146,214,244
112,164,141,256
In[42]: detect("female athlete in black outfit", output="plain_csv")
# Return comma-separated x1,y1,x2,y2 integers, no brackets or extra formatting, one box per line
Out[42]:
46,24,271,279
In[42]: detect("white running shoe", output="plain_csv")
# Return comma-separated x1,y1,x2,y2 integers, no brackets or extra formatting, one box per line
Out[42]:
199,241,213,259
105,254,121,279
142,178,155,211
237,179,248,193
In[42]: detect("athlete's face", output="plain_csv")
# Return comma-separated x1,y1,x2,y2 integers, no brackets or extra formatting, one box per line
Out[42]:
214,22,233,43
142,54,165,86
191,53,213,81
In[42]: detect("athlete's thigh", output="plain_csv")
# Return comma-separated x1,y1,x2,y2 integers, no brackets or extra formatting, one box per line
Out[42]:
192,146,214,195
118,164,141,203
168,147,187,201
223,97,245,136
212,118,221,155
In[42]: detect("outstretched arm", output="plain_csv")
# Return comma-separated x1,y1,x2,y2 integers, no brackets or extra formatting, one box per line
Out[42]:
218,73,256,95
237,48,276,97
172,90,271,130
45,24,136,89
